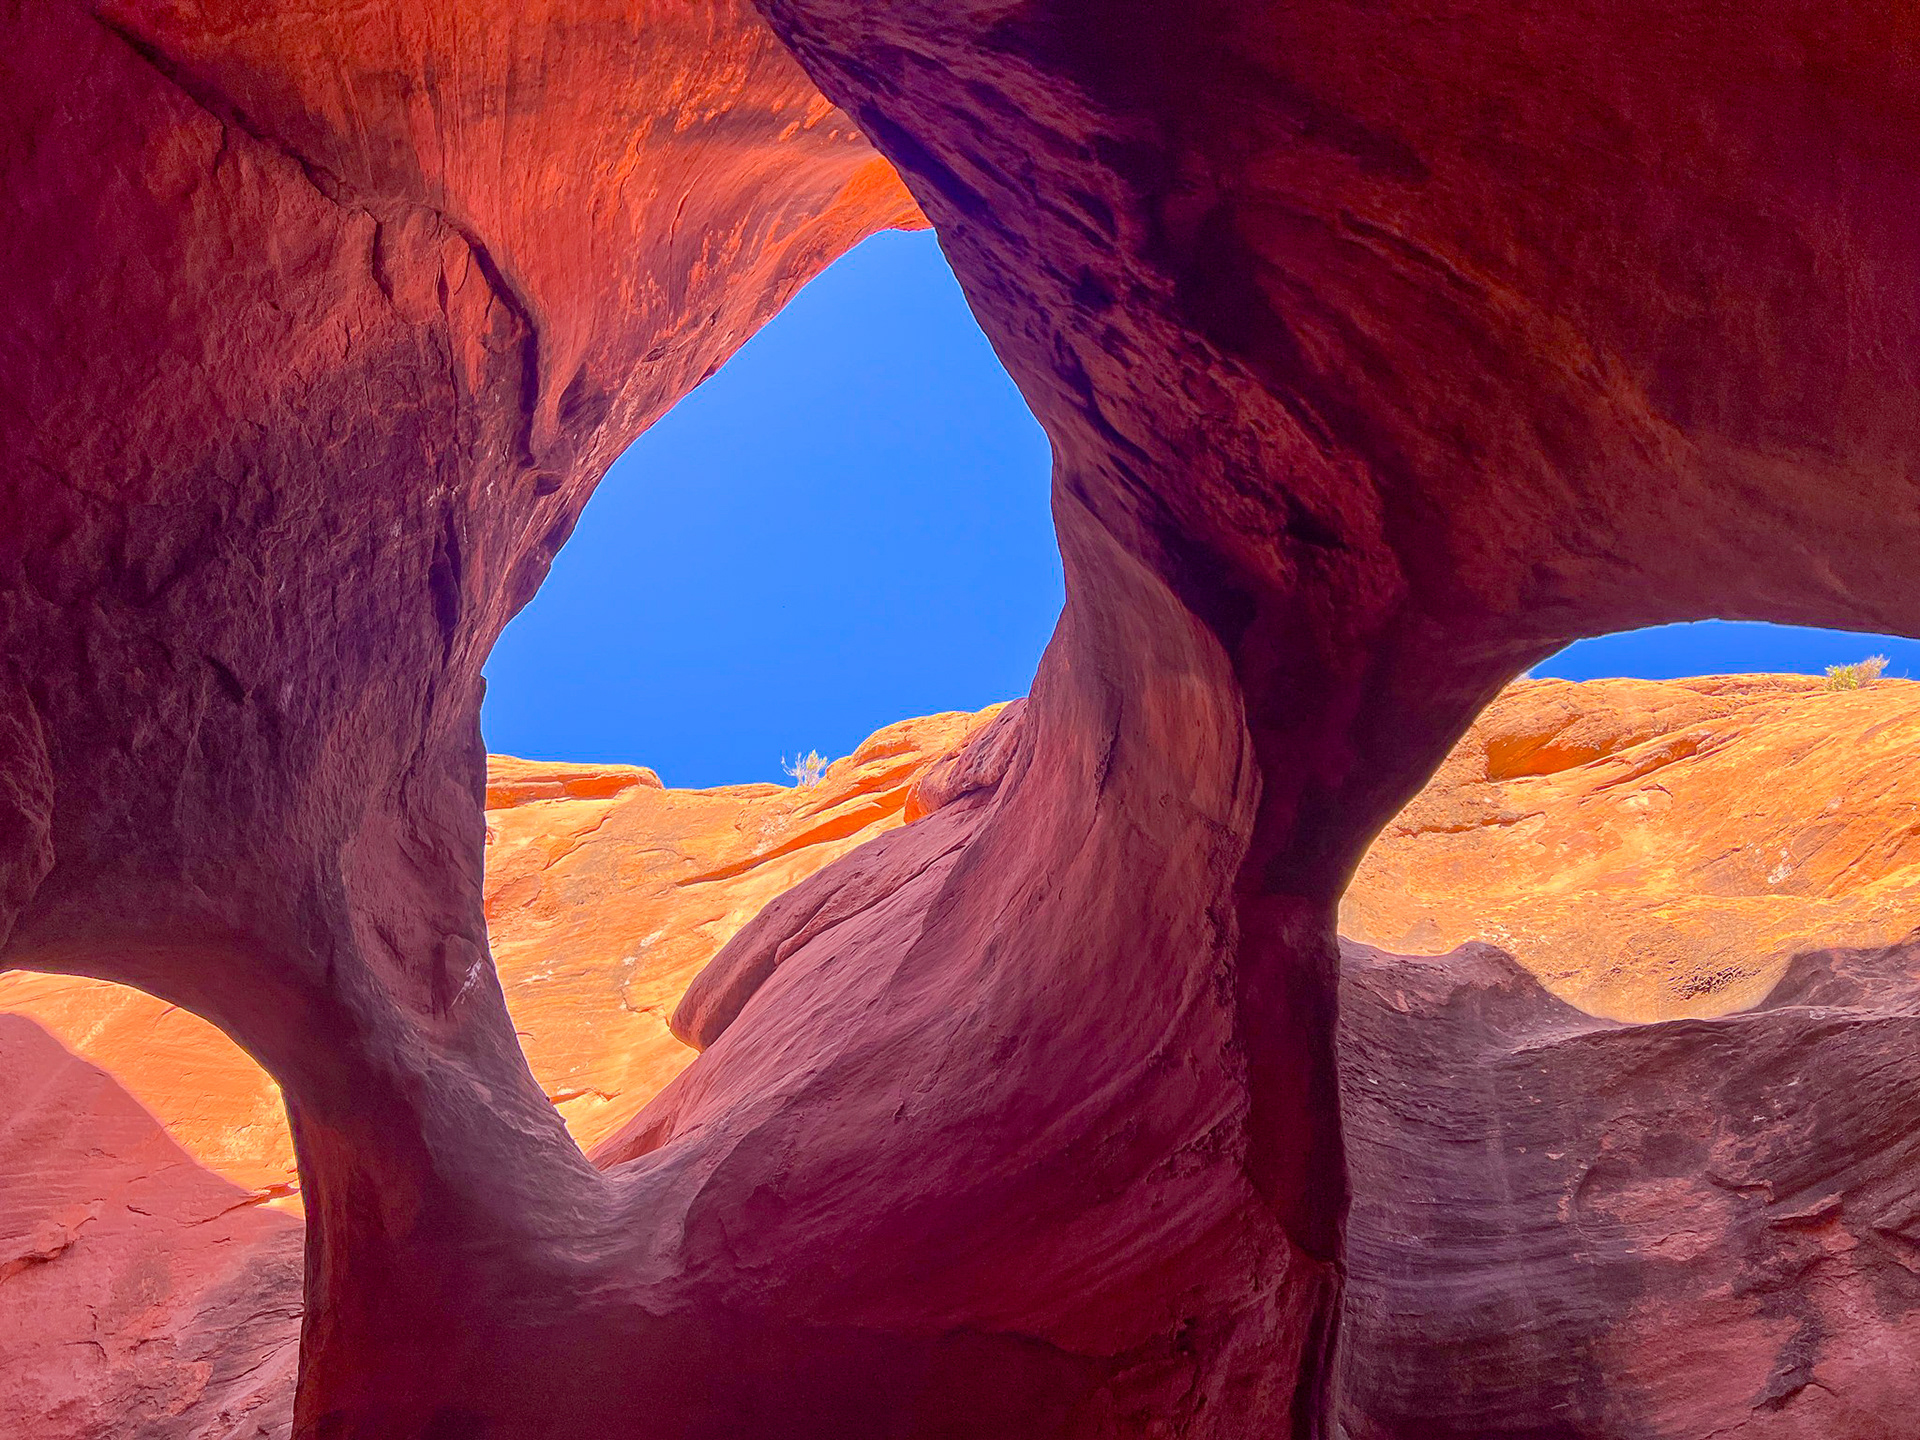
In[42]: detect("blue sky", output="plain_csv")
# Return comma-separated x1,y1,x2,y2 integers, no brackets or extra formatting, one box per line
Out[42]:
1536,624,1920,684
482,231,1059,787
482,230,1913,786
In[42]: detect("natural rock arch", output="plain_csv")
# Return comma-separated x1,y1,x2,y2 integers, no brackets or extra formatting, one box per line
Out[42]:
5,0,1919,1436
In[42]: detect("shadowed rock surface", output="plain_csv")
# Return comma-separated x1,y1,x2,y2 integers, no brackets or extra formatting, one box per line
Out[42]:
0,1016,301,1440
16,679,1920,1436
1,711,998,1440
1339,938,1920,1440
1,0,930,1430
8,0,1920,1432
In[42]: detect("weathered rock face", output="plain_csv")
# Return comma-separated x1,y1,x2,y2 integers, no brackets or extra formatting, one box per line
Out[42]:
0,973,300,1203
698,2,1920,1430
1344,675,1920,1022
0,708,996,1200
8,0,1920,1434
1337,676,1920,1438
486,708,1004,1151
0,1015,302,1440
0,710,1002,1438
1,1,929,1432
11,676,1920,1436
1339,938,1920,1440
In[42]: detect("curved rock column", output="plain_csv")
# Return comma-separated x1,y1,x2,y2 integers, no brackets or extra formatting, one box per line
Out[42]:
657,0,1920,1431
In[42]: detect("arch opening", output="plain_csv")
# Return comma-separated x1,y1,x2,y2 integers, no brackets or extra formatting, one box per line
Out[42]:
0,219,1064,1433
13,0,1920,1424
480,227,1061,789
468,221,1061,1149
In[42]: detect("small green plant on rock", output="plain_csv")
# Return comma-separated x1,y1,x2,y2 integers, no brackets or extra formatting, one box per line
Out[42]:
782,749,829,787
1824,654,1889,691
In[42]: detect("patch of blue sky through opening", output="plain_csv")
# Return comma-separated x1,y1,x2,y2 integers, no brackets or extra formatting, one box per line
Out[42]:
483,228,1916,786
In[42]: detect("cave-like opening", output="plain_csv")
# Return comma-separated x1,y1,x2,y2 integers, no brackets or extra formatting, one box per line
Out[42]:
1345,624,1920,1021
480,228,1061,789
0,212,1068,1265
467,223,1062,1150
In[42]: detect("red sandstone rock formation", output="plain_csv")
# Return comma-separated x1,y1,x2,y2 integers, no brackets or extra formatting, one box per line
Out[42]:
1340,937,1920,1440
9,0,1920,1434
644,0,1920,1428
1,1,927,1432
0,972,300,1203
0,709,997,1200
1336,676,1920,1438
12,676,1920,1435
485,708,1003,1151
0,1015,301,1439
1344,675,1920,1023
1,710,1000,1438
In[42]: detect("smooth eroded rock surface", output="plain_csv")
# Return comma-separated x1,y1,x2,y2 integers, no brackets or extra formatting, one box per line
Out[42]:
1339,936,1920,1440
10,677,1920,1436
0,708,999,1197
1338,676,1920,1439
11,0,1920,1431
0,1,926,1426
486,707,1003,1150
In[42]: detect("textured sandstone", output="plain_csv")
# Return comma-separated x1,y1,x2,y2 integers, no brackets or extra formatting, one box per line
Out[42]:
0,0,928,1429
1344,675,1920,1022
0,708,996,1197
1,708,998,1438
1335,676,1920,1438
485,707,1001,1150
8,0,1920,1433
1339,937,1920,1440
0,972,300,1202
11,676,1920,1436
0,1015,301,1440
692,2,1920,1428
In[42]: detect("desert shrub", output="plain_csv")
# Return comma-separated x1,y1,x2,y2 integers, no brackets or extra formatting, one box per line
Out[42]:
782,749,829,787
1824,654,1889,691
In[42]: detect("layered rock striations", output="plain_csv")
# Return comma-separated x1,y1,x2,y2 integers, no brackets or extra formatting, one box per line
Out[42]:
1337,675,1920,1439
482,708,1003,1151
8,0,1920,1433
680,2,1920,1429
1339,936,1920,1440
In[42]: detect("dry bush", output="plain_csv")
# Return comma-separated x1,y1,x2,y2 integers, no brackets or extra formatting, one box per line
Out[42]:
782,749,829,787
1824,655,1890,691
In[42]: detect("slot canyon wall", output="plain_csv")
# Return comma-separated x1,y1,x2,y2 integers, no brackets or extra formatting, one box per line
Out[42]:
6,0,1920,1436
0,709,999,1438
12,677,1920,1439
1336,676,1920,1439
